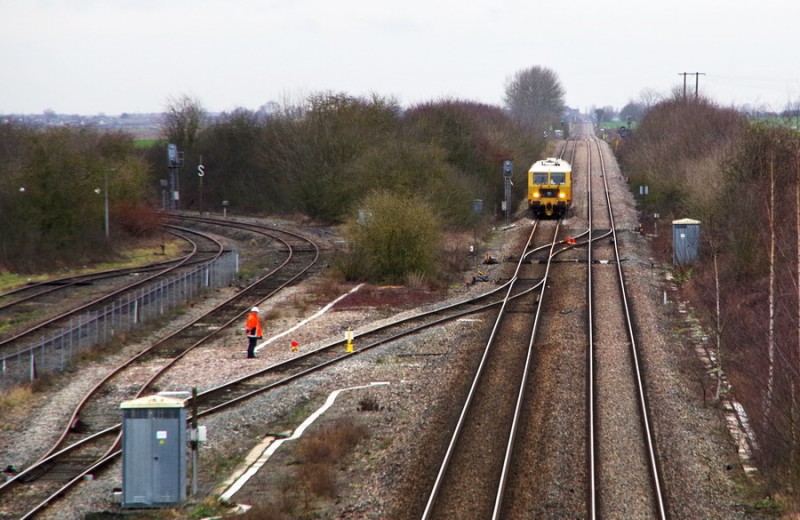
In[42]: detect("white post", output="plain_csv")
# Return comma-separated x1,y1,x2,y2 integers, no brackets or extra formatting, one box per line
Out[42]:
104,170,110,238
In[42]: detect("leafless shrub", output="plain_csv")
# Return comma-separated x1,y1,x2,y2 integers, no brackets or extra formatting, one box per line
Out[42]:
310,274,349,301
295,463,337,498
404,271,427,289
264,307,282,321
357,395,383,412
297,418,368,464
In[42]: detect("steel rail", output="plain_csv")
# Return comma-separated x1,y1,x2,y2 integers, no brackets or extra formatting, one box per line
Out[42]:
48,222,310,462
0,220,320,518
11,283,527,517
9,221,593,518
594,136,667,519
0,226,223,353
586,136,598,519
18,450,121,520
1,276,513,497
491,222,562,518
421,220,560,519
7,234,565,518
28,230,224,464
0,232,191,313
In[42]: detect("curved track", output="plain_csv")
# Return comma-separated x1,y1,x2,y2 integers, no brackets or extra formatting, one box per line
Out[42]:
0,216,320,519
1,133,671,517
4,212,594,518
417,128,667,518
0,226,225,357
422,220,563,518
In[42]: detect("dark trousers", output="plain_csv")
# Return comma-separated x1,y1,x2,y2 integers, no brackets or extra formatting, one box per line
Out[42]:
247,337,258,358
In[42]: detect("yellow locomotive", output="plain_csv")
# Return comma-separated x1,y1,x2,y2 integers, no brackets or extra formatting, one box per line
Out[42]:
527,157,572,218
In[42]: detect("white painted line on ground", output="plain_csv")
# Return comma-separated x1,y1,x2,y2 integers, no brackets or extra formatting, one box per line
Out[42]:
220,381,389,503
255,283,364,354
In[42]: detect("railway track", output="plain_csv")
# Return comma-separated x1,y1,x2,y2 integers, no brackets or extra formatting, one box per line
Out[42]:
0,131,676,518
416,127,668,518
416,138,589,518
587,135,666,518
422,219,561,518
3,216,547,517
0,226,226,363
0,240,189,314
2,212,591,518
0,217,321,519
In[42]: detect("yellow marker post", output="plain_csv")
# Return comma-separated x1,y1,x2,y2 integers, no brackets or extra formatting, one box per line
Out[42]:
345,328,354,353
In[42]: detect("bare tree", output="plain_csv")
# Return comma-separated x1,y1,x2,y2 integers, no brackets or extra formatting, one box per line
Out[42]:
161,94,206,152
503,66,564,130
638,88,662,109
593,107,605,125
620,102,646,124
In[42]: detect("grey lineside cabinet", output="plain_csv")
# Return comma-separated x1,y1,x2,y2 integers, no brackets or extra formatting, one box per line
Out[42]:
672,218,701,266
120,395,187,508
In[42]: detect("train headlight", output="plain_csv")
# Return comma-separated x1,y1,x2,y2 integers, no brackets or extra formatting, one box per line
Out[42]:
533,192,540,199
558,192,566,199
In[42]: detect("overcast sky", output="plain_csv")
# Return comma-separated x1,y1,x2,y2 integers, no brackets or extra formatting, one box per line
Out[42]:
2,0,799,115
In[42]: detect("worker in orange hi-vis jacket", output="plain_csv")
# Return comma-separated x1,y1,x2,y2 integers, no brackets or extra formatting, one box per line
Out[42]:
244,306,263,358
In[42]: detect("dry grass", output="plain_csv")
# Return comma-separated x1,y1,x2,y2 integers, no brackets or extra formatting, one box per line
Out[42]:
295,463,337,498
310,273,350,301
237,502,294,520
297,418,368,464
335,284,442,310
404,270,427,289
357,395,383,412
264,306,283,321
235,418,369,519
0,385,34,430
441,230,473,274
0,385,32,410
0,236,186,293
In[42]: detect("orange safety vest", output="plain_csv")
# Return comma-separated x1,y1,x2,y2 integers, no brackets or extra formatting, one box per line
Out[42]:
245,311,263,338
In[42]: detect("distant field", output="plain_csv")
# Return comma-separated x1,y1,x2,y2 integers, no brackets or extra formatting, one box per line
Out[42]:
134,138,159,148
0,238,184,292
750,115,800,129
599,121,636,130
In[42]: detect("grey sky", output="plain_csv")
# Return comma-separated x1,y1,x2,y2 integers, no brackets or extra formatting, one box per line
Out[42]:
1,0,798,115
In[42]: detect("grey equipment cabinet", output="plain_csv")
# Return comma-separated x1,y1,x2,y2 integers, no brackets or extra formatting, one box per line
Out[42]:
120,395,187,508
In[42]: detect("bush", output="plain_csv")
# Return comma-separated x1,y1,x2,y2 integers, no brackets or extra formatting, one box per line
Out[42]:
0,124,153,271
617,95,747,220
298,418,368,463
114,202,163,237
342,191,443,284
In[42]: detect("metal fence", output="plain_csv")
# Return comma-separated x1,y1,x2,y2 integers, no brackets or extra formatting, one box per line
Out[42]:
0,251,238,389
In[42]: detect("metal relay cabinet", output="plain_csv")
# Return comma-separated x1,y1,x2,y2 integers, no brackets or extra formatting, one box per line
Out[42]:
672,218,701,265
120,395,187,508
